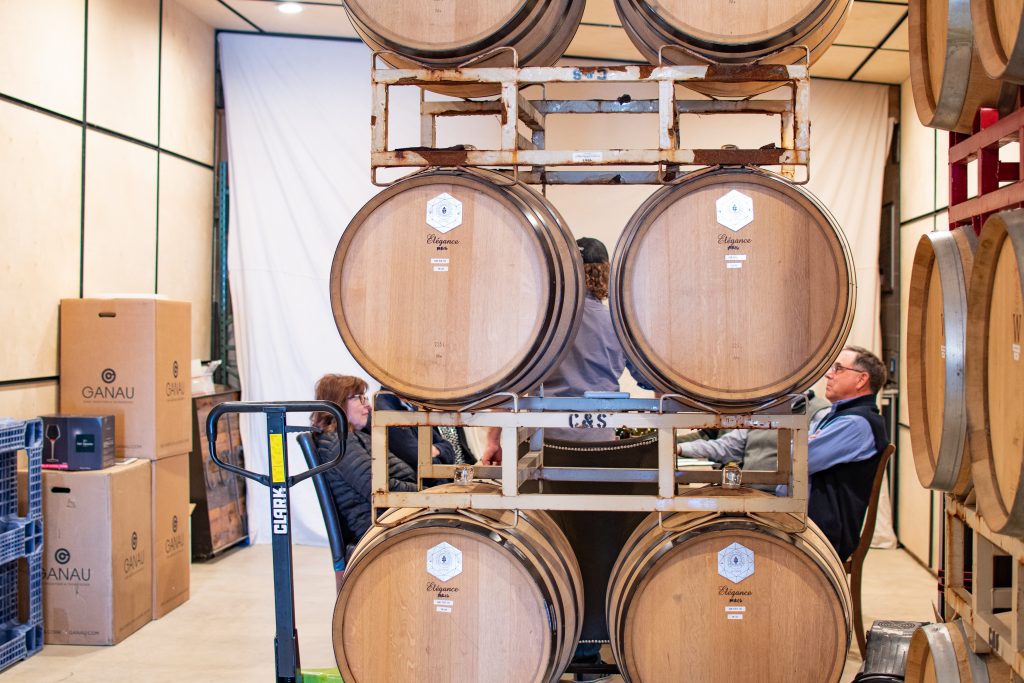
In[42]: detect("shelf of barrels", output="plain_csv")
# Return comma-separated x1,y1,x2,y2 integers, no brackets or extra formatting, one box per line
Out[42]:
906,0,1024,680
329,1,865,683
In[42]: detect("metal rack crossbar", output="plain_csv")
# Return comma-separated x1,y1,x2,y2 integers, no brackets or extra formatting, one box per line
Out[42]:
371,61,811,186
369,396,810,515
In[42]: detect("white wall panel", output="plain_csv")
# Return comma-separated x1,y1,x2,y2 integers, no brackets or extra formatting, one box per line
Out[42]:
86,0,160,143
157,155,213,359
161,0,215,164
0,0,84,119
0,102,82,381
898,424,935,566
82,131,157,295
900,78,938,221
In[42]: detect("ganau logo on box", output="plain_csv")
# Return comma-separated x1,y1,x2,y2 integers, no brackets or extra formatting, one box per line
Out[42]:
82,368,135,401
165,514,185,555
45,547,91,583
124,530,146,576
165,360,185,398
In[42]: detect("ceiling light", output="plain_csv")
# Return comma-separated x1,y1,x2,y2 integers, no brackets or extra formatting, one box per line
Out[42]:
278,2,303,14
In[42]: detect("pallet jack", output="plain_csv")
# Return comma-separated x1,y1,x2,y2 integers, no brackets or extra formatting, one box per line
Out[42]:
206,400,347,683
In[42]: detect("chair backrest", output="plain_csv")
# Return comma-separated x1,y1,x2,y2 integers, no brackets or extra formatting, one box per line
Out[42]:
849,443,896,565
296,431,353,574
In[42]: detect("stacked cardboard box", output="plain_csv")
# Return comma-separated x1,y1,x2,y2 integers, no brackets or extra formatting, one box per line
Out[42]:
47,297,193,644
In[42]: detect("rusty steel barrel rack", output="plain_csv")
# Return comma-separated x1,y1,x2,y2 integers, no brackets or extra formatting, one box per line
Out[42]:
368,393,811,516
370,50,812,187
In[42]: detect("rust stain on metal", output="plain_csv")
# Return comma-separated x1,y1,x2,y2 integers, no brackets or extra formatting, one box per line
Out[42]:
691,149,785,165
395,148,472,166
703,65,790,82
638,65,655,78
370,115,377,126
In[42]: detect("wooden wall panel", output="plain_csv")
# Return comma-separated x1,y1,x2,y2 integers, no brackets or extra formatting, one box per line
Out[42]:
82,131,158,295
161,0,215,164
0,0,84,118
86,0,160,144
0,382,58,421
0,101,82,381
157,155,213,359
897,424,935,567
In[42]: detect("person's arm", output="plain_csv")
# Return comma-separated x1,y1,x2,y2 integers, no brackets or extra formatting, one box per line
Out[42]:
481,427,502,465
338,435,418,499
678,429,747,464
430,429,456,465
806,415,875,476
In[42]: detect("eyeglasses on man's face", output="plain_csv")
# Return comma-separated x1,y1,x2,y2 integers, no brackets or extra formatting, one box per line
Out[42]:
827,362,866,376
347,394,368,405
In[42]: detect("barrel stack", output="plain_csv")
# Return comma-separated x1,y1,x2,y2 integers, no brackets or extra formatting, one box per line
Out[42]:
329,2,870,682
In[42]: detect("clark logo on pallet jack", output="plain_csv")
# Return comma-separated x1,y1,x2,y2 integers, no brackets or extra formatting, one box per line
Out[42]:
272,488,288,535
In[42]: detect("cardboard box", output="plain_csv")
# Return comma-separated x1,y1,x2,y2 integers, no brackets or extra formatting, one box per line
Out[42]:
152,453,190,618
42,459,152,645
59,297,192,459
41,415,116,471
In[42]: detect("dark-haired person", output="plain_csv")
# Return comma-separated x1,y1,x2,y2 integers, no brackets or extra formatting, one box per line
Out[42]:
778,345,890,559
311,374,418,562
481,237,629,464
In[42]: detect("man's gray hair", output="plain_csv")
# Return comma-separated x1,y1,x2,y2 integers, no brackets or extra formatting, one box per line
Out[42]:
844,345,887,394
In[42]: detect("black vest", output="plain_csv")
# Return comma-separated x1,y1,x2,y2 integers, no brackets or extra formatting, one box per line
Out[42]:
807,394,889,560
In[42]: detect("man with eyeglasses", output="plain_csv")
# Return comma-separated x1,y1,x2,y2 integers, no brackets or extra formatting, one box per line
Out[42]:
783,345,890,560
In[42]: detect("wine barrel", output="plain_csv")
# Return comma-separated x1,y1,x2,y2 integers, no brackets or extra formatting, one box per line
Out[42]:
909,0,1016,133
343,0,584,97
908,228,977,496
862,620,931,681
904,621,1011,682
331,168,584,409
967,209,1024,535
606,488,852,683
971,0,1024,83
332,483,582,683
609,166,855,413
613,0,852,97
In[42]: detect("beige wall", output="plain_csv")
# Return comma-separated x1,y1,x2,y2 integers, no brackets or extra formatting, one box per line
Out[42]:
0,0,215,421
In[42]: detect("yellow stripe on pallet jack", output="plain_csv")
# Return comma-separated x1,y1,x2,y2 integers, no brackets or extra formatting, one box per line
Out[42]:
270,433,286,483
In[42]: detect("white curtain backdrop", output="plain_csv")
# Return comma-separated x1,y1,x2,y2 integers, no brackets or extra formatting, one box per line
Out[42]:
219,33,891,545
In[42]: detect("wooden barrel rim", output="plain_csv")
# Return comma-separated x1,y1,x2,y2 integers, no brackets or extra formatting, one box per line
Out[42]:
610,167,854,410
907,230,972,494
606,509,851,683
909,0,975,131
345,0,542,59
972,0,1024,83
616,0,839,55
330,168,583,408
967,211,1024,535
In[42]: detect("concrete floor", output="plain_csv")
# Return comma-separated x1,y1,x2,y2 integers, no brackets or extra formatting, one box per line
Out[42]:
4,545,937,682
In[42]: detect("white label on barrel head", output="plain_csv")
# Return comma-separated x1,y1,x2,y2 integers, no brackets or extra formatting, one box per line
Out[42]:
434,599,453,606
436,606,452,613
941,344,946,359
431,258,449,264
725,255,747,261
726,263,743,269
1014,344,1021,362
725,606,746,612
718,543,754,583
727,614,744,620
426,542,463,582
426,193,463,233
572,151,603,163
433,266,449,272
716,190,754,232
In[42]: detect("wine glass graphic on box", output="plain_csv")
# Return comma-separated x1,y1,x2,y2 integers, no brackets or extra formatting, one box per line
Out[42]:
45,422,60,463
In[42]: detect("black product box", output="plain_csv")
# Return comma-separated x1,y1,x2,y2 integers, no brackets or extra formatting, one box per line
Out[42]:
41,415,116,471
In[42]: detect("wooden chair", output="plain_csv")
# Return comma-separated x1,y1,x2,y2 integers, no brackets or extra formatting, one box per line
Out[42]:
296,431,353,592
846,443,896,659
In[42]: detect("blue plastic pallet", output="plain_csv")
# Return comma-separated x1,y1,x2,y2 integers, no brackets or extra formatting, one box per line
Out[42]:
0,418,42,522
0,549,42,671
0,622,43,673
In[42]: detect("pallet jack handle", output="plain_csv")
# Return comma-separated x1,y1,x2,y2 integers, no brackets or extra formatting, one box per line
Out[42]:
206,400,348,683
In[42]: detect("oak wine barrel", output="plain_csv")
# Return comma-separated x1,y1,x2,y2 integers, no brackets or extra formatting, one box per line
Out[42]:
909,0,1016,133
967,209,1024,535
332,483,582,683
904,621,1011,682
971,0,1024,83
606,488,852,683
907,228,977,496
343,0,584,97
331,168,584,409
610,166,855,413
613,0,853,97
